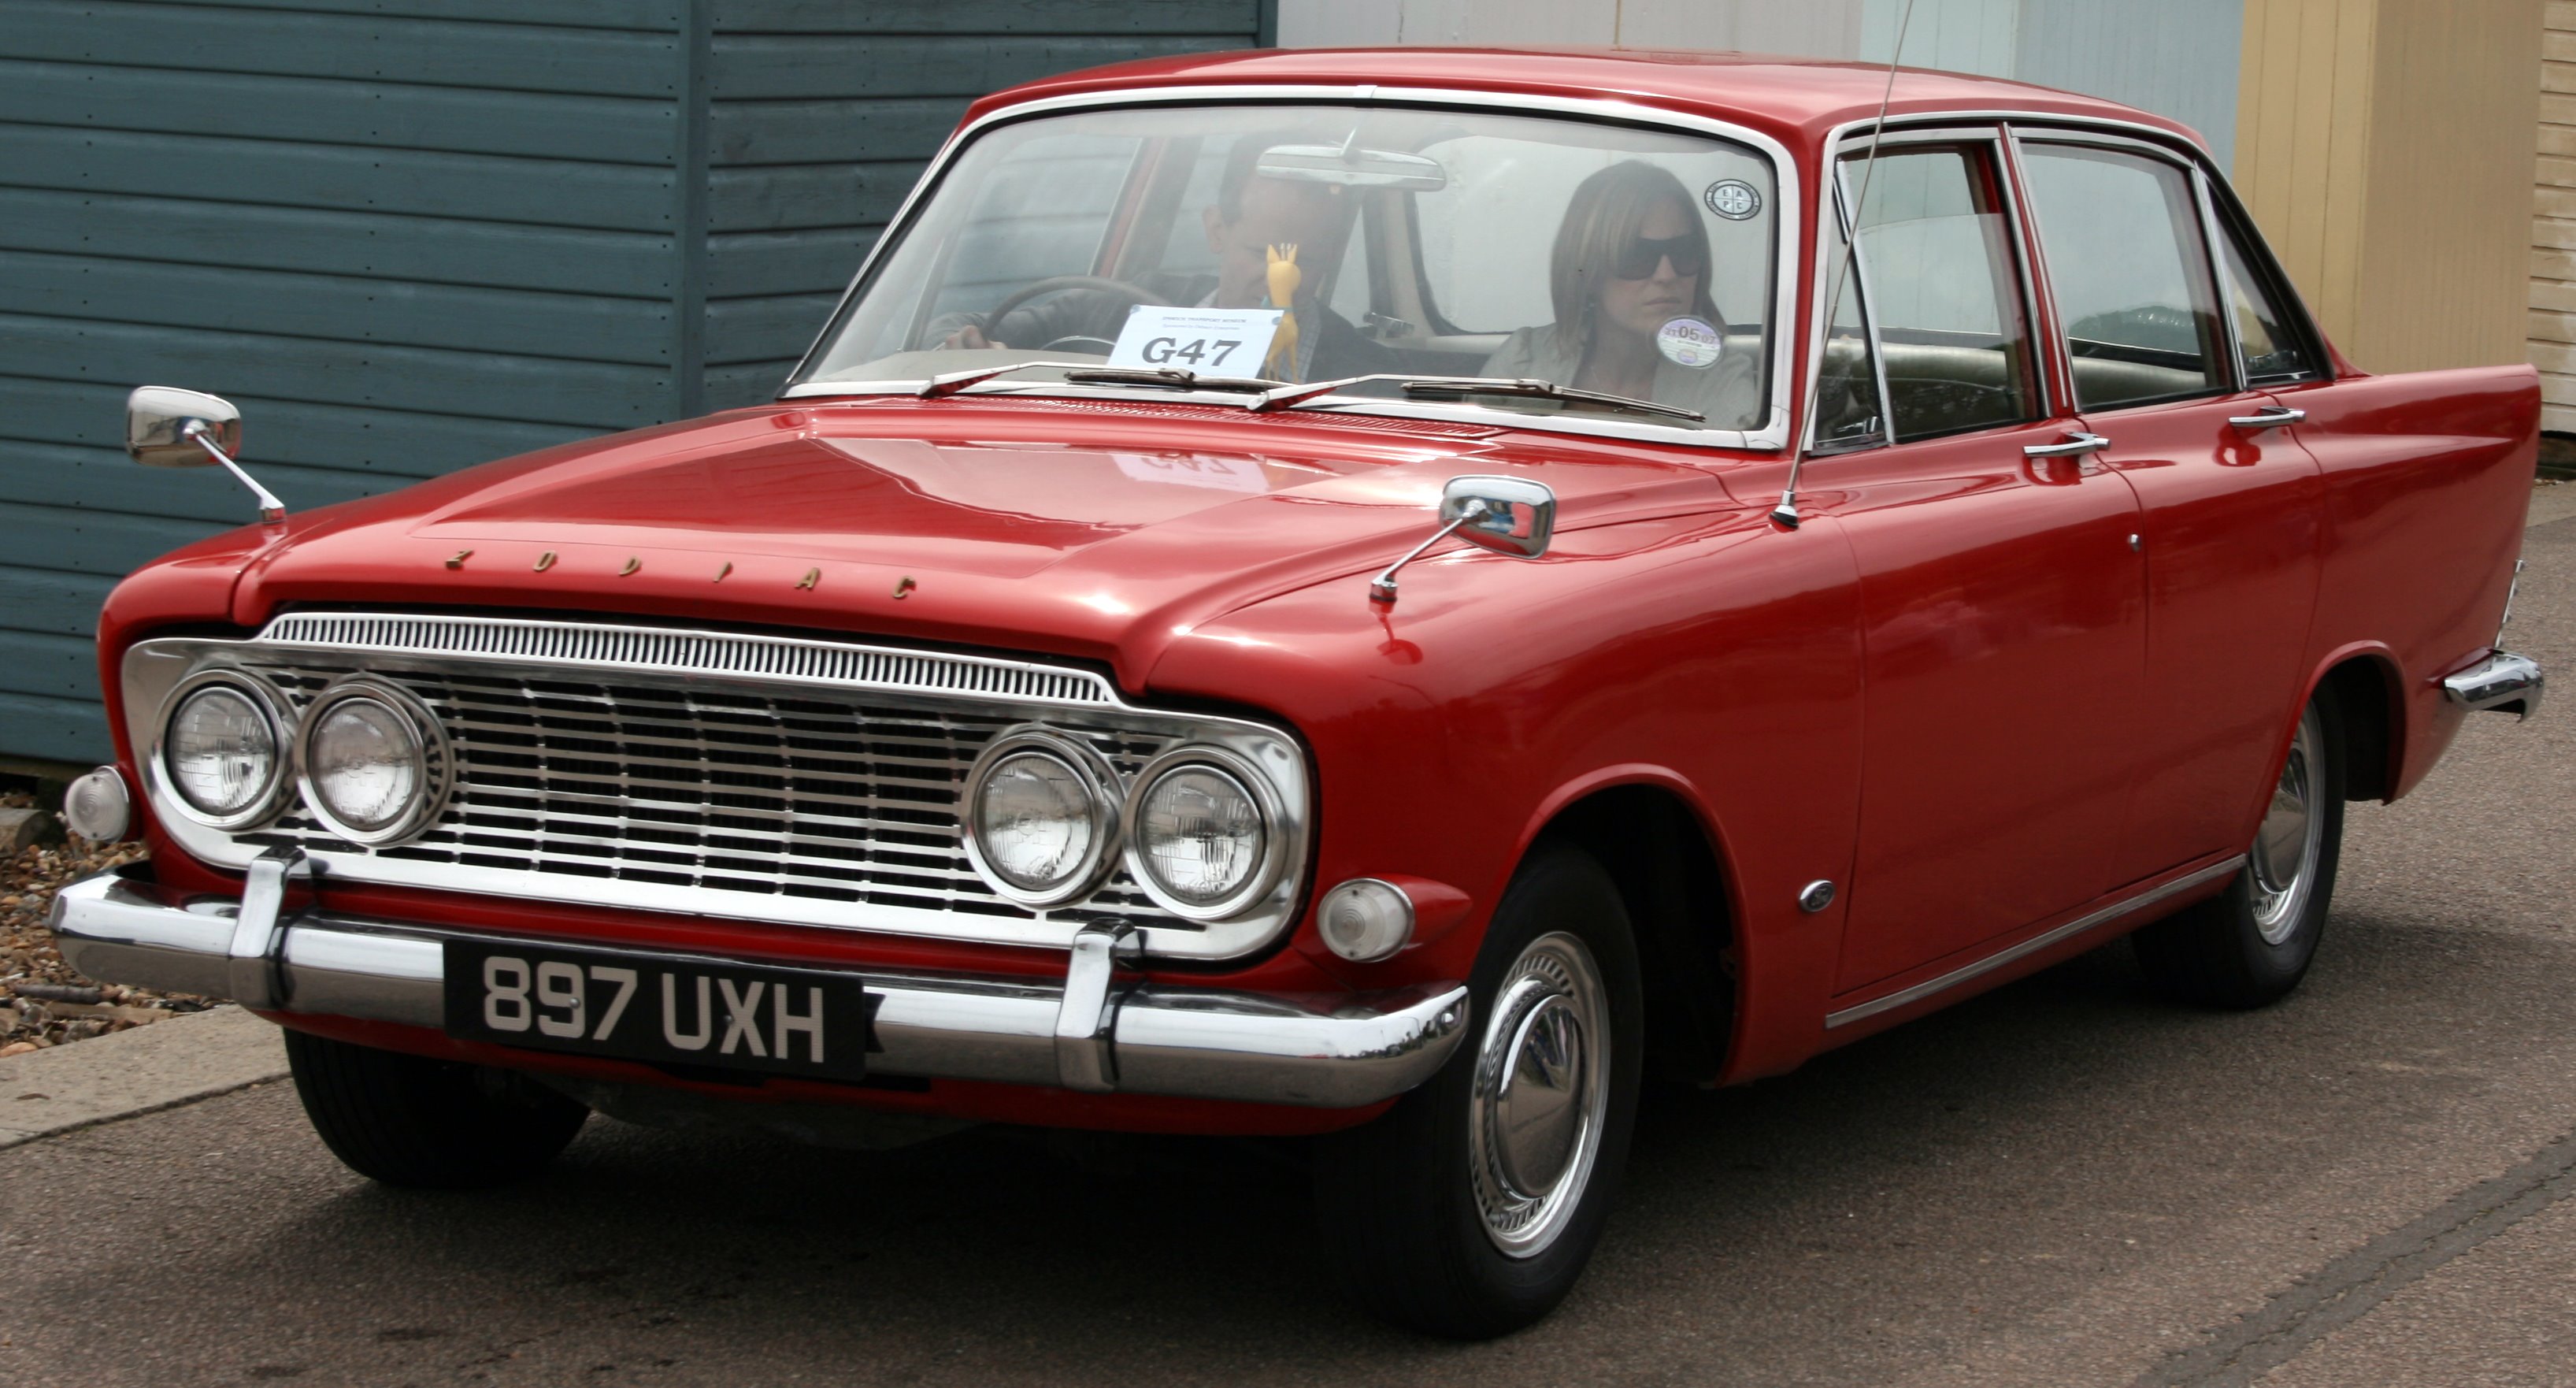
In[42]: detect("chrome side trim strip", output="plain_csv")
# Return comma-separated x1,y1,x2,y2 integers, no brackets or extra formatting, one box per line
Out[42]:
50,867,1470,1110
1825,855,2247,1029
256,612,1118,708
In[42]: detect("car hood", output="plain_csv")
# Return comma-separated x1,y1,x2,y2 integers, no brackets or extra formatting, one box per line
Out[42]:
222,399,1743,690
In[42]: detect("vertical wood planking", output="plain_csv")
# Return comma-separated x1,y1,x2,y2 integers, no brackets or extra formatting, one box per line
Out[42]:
2534,0,2576,429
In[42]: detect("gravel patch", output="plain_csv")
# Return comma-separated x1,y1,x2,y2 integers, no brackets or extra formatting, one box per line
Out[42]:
0,789,215,1057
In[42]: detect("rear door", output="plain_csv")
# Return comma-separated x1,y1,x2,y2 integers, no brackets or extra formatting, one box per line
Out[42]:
2014,135,2327,885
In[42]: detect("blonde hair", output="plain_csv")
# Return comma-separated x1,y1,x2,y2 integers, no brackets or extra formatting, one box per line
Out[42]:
1551,161,1722,350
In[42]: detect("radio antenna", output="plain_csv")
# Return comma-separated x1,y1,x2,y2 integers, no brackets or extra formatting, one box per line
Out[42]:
1774,0,1916,529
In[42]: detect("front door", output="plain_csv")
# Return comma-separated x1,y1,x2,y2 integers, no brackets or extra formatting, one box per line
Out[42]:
1804,134,2150,994
2014,138,2328,884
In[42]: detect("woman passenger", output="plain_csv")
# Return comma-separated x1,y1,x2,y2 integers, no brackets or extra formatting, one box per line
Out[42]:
1484,161,1758,429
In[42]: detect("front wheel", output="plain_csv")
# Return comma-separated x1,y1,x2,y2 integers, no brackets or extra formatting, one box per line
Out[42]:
284,1029,589,1189
1313,844,1644,1338
2133,692,2345,1008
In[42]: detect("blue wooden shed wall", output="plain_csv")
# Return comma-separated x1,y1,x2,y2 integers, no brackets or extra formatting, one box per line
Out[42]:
0,0,1269,766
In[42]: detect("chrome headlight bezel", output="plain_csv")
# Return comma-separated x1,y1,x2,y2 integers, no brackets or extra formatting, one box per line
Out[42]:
153,670,293,830
1121,745,1288,922
293,676,452,846
960,726,1121,908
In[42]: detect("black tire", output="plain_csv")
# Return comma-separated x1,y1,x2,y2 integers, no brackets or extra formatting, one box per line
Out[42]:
284,1029,589,1189
2133,690,2345,1008
1314,843,1645,1338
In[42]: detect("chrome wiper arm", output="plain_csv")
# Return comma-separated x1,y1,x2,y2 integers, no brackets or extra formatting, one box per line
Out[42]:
1248,373,1399,411
1399,376,1704,422
914,360,1110,399
1061,366,1286,393
1248,373,1702,422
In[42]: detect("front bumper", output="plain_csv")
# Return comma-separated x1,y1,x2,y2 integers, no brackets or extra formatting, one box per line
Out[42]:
49,860,1470,1109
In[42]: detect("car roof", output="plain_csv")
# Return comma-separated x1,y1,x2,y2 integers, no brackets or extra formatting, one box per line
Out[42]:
963,46,2207,160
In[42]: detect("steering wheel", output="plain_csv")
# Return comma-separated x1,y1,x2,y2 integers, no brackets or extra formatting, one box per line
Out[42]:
980,275,1164,342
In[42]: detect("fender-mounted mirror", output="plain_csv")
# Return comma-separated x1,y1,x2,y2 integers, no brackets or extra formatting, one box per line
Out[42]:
1442,474,1555,559
126,385,239,469
1370,474,1557,605
125,385,287,525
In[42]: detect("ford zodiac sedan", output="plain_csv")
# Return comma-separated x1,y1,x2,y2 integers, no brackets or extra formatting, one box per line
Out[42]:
53,50,2543,1336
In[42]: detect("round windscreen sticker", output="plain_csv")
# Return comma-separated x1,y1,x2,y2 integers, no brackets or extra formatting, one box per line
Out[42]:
1704,179,1762,221
1657,316,1725,369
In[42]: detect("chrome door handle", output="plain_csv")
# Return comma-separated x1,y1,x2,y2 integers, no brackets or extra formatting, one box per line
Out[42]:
2227,406,2305,429
2023,432,2111,458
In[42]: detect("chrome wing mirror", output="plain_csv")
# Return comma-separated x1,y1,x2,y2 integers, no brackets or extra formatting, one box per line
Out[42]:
1370,474,1556,605
126,385,287,525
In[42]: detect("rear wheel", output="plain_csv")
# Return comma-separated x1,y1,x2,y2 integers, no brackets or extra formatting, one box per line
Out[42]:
2134,692,2344,1008
1314,844,1644,1338
284,1029,588,1189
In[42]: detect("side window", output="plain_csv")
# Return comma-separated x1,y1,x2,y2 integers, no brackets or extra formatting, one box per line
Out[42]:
1811,197,1884,447
1838,143,2040,443
2018,143,2229,410
2215,210,2318,383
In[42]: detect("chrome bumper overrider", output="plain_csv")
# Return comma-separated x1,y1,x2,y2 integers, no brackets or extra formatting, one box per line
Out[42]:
2443,649,2544,720
48,861,1470,1109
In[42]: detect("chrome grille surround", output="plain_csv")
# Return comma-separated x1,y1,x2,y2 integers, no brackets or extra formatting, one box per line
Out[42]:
122,614,1310,960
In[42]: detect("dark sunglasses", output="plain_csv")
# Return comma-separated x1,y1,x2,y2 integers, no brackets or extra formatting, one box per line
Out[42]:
1611,233,1707,280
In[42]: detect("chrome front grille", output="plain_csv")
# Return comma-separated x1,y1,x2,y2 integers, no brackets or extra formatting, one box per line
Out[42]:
123,614,1310,959
236,662,1190,934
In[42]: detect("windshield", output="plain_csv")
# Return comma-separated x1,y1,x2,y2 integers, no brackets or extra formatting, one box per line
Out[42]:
788,103,1781,440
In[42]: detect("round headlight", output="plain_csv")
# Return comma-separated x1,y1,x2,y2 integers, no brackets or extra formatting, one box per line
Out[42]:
296,679,447,844
1126,753,1280,918
962,731,1116,907
162,680,283,824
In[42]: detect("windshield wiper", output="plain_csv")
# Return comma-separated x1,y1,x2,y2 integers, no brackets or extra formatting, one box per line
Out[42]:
917,362,1285,399
1060,366,1286,392
1251,373,1702,422
915,360,1106,398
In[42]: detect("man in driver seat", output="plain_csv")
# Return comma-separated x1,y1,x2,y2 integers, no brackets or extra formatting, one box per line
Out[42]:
942,135,1397,382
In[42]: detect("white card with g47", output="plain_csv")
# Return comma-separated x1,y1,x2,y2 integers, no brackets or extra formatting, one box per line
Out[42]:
1106,306,1283,373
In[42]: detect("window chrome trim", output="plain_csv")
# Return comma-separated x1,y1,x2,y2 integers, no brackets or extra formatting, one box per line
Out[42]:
1800,109,2322,458
1803,123,2050,454
121,616,1311,962
2192,164,2252,395
777,83,1804,455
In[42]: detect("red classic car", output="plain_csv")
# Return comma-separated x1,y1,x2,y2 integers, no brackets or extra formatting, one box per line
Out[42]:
53,48,2543,1336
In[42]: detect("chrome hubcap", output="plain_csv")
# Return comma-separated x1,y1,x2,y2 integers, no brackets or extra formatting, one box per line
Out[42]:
2248,708,2323,945
1469,932,1609,1258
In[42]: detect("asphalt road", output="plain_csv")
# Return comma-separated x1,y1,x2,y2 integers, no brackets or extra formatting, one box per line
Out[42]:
4,494,2572,1388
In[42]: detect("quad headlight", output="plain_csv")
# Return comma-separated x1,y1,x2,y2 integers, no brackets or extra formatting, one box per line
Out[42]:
159,674,287,827
961,729,1119,907
1122,748,1285,920
295,677,450,844
961,732,1292,922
